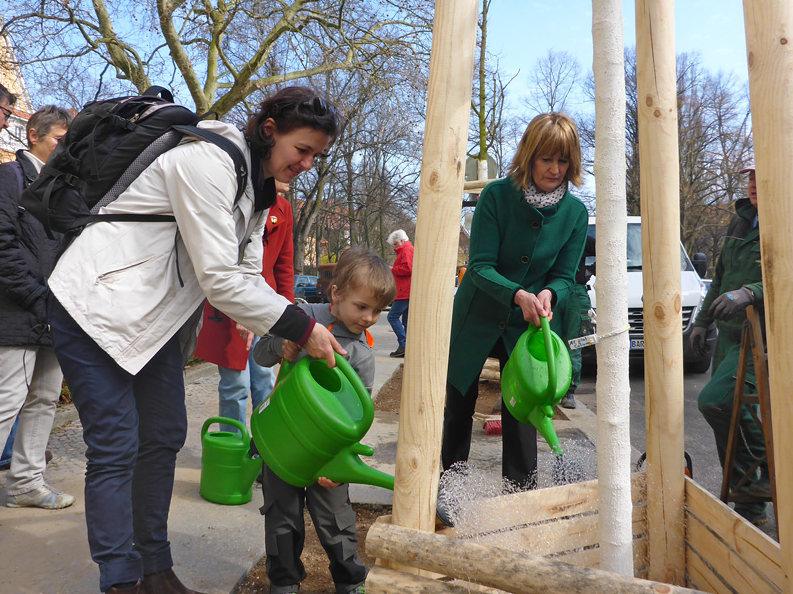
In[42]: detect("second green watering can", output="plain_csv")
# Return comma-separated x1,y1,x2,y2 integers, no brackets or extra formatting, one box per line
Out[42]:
501,316,572,455
250,352,394,490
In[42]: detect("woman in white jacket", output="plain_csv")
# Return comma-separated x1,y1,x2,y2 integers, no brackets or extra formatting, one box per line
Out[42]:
48,87,344,594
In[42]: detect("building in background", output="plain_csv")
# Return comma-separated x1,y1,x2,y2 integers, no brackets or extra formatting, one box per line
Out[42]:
0,27,32,162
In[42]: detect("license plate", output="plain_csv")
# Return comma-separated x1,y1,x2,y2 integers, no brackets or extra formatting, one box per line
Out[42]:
630,339,644,350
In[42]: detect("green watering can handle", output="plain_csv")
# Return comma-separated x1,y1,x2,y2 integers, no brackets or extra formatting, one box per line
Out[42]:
201,416,251,444
540,316,557,401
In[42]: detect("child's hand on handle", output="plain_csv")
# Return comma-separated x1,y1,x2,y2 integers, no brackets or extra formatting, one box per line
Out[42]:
282,340,301,362
304,323,347,368
317,476,341,488
514,288,554,327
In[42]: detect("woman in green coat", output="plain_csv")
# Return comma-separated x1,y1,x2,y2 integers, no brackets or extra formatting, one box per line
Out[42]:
441,113,589,503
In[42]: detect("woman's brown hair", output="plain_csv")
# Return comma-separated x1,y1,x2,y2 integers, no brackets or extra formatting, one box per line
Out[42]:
508,112,583,190
244,86,340,159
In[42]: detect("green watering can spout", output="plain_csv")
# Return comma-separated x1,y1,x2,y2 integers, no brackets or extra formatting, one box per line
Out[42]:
318,443,395,491
501,316,572,453
250,352,395,490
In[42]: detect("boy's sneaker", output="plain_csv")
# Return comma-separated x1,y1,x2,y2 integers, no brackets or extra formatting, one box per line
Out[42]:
348,586,366,594
6,484,75,509
269,585,299,594
389,346,405,358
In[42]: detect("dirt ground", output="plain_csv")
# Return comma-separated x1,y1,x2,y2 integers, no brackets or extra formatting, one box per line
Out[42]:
236,364,503,593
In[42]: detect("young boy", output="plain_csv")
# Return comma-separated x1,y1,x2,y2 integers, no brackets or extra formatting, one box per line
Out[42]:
253,246,397,594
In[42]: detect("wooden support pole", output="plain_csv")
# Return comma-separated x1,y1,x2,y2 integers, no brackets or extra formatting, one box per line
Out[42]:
366,522,704,594
635,0,686,584
391,0,479,537
742,2,793,591
367,566,481,593
592,0,633,576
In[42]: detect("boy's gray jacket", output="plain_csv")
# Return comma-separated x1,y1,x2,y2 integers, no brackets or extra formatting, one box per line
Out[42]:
254,303,375,395
48,120,290,375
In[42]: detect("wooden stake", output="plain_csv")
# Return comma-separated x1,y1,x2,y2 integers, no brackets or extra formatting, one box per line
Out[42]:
742,2,793,591
366,521,704,594
592,0,633,575
635,0,686,584
391,0,479,538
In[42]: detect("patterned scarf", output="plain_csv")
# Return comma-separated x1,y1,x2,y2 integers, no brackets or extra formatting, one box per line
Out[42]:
523,181,567,209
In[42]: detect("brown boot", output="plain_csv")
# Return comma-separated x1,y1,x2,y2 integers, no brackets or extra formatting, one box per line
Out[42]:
107,581,143,593
142,568,207,594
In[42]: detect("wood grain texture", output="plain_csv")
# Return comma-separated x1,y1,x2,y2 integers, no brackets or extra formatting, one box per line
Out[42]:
635,0,686,583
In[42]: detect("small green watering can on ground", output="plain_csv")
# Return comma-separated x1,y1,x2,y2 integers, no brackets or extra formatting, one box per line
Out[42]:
501,316,572,455
250,352,394,490
200,417,263,505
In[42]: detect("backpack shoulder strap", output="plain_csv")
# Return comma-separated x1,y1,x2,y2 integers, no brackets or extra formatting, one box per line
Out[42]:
171,125,249,205
8,161,25,195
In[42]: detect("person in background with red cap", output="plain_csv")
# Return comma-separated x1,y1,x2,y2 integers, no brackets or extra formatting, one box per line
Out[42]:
690,162,769,526
194,181,294,433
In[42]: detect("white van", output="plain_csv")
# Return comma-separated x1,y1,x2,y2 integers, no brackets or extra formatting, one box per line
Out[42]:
584,216,717,373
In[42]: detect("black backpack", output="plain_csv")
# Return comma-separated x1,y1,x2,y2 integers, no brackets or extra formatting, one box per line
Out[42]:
20,86,249,237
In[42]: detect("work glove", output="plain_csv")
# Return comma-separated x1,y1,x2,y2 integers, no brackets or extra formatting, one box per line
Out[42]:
690,326,709,357
709,287,754,321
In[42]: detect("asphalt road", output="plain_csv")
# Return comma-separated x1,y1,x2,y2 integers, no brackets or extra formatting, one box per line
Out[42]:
574,357,778,539
574,361,721,493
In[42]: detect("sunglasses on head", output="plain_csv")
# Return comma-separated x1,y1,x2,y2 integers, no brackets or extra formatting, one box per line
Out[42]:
301,96,334,117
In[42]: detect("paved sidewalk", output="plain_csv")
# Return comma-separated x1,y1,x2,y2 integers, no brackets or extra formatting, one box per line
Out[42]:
0,316,605,593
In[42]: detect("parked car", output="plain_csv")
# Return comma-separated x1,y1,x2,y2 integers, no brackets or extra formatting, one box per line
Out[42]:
294,275,320,303
584,216,717,373
317,263,337,302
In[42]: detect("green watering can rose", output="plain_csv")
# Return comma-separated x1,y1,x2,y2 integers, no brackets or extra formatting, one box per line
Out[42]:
501,316,572,455
250,352,395,490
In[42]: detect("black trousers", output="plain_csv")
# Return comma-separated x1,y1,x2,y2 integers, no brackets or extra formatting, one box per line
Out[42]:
441,339,538,489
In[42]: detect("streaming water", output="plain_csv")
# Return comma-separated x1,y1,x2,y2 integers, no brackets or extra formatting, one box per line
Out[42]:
439,439,598,556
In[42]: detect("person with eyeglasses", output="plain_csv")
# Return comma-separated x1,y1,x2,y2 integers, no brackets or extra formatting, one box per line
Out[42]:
46,86,343,594
0,105,75,512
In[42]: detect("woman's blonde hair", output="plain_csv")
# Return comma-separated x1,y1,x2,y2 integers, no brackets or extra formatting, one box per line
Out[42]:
508,112,583,190
331,246,397,309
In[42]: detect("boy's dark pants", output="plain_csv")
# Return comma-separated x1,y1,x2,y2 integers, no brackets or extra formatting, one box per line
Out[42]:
262,465,367,593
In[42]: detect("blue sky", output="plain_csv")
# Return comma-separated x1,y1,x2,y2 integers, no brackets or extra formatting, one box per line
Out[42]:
488,0,749,102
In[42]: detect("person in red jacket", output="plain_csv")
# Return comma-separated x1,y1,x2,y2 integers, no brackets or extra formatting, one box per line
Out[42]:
194,184,294,431
386,229,413,358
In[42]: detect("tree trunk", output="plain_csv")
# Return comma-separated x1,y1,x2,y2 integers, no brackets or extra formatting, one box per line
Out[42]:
592,0,633,575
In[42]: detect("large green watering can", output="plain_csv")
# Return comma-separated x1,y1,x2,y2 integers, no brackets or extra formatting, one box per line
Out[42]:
501,316,572,455
250,352,394,490
200,417,263,505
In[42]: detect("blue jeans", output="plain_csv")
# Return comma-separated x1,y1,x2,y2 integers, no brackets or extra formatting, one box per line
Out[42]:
51,299,187,592
218,335,276,433
387,299,409,349
1,415,18,466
